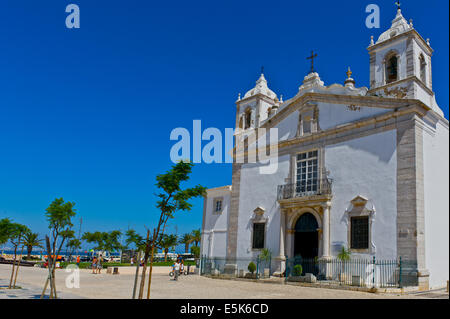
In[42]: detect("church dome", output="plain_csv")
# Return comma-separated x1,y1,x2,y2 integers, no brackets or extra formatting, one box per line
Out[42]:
243,73,277,100
376,9,412,44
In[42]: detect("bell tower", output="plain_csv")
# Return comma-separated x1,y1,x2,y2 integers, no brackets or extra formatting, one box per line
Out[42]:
367,6,443,116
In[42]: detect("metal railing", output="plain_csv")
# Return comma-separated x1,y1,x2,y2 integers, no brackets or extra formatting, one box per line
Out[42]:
200,255,272,279
277,178,332,200
285,256,416,288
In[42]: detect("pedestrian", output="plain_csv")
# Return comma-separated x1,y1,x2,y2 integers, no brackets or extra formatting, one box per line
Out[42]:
180,259,185,275
97,255,103,274
130,257,134,266
76,255,80,267
92,256,97,274
173,260,180,281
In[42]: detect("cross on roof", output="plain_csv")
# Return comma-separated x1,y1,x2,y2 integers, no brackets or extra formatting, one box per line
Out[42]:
395,1,401,9
307,50,318,73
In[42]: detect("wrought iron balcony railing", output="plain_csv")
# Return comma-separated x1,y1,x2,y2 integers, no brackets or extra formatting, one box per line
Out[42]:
277,178,332,200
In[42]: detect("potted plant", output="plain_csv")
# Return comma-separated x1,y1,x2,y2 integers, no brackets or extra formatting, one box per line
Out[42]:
246,261,257,279
337,246,351,283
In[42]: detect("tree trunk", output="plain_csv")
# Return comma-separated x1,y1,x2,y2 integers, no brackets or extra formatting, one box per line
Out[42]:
137,230,150,299
13,246,24,288
185,243,189,254
132,251,141,299
146,245,155,299
27,245,32,260
8,244,18,289
164,249,168,262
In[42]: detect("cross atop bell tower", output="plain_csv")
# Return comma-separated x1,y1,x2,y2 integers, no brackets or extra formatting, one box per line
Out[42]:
306,51,318,73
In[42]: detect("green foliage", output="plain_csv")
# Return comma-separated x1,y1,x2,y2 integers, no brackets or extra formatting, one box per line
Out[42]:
259,248,272,262
45,198,76,239
248,262,256,274
155,161,206,221
159,234,178,258
8,223,30,248
66,238,81,251
293,264,303,276
82,230,123,253
23,232,43,257
191,229,201,247
179,233,194,253
337,246,351,261
190,245,200,258
125,229,146,251
0,218,13,245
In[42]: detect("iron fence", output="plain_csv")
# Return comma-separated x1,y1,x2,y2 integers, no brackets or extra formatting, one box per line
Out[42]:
200,255,272,279
285,256,415,288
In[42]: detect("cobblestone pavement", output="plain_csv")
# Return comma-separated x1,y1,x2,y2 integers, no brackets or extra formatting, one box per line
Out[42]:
0,264,438,299
0,277,84,299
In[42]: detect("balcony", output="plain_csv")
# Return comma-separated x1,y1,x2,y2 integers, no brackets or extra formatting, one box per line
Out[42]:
277,178,332,201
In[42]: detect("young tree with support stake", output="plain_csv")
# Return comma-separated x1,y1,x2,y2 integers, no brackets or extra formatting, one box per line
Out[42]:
40,198,76,299
134,161,206,299
7,222,30,289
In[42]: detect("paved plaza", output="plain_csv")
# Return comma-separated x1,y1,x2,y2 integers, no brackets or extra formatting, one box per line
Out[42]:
0,264,447,299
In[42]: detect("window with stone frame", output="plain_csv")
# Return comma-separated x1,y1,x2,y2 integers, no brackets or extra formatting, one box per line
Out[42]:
296,150,319,195
386,55,398,84
419,54,427,84
213,197,223,214
350,216,369,249
252,223,265,249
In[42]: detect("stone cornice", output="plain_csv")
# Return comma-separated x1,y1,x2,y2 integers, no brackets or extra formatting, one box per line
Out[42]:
233,103,428,159
236,92,278,106
368,75,434,97
367,29,433,55
260,92,430,131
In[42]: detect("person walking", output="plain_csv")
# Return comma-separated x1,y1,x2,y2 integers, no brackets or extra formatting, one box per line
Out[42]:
173,260,180,281
180,260,185,275
76,255,80,267
97,255,103,274
92,256,97,274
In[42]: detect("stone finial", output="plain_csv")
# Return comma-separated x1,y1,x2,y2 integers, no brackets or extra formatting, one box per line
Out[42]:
237,93,241,101
280,94,283,103
344,67,355,88
346,67,352,79
409,19,413,28
426,38,431,46
370,35,374,46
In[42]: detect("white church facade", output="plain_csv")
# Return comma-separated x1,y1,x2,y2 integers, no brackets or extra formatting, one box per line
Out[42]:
200,7,449,290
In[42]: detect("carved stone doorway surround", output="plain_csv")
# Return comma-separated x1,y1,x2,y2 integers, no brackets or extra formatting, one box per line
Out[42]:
275,195,332,275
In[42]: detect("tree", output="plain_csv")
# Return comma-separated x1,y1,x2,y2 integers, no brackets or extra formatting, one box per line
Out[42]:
22,232,43,260
7,222,30,289
191,229,201,247
190,245,200,259
179,233,193,254
66,238,81,263
160,234,178,262
82,230,123,258
40,198,76,299
0,218,13,245
137,161,206,299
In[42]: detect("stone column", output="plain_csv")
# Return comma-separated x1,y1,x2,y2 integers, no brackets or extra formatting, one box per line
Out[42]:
274,210,287,275
322,203,331,257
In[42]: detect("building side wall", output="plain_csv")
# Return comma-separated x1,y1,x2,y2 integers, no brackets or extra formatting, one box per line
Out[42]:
235,155,291,259
325,130,398,259
423,120,449,288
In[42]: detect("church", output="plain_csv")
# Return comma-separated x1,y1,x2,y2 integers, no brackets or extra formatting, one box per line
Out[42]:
200,6,449,290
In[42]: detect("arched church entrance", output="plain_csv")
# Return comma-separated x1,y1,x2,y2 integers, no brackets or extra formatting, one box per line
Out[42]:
294,212,319,259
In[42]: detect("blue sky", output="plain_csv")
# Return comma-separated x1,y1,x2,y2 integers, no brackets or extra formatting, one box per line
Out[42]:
0,0,448,251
